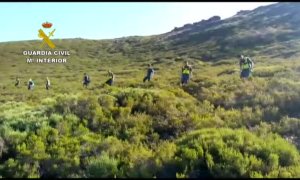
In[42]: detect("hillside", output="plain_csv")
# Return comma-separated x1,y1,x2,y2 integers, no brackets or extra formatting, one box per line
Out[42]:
158,2,300,60
0,2,300,178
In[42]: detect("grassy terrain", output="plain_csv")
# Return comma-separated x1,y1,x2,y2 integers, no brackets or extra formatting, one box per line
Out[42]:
0,38,300,178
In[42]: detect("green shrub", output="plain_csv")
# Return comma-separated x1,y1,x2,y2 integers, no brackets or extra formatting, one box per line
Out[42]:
86,153,119,178
175,128,300,178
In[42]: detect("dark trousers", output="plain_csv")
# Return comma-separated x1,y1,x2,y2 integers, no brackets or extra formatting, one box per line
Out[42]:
143,74,153,82
28,85,33,90
83,81,89,87
240,69,251,78
106,78,113,86
143,76,151,82
181,74,190,84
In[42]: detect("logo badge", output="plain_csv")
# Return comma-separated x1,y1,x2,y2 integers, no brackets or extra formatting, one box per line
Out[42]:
38,22,56,49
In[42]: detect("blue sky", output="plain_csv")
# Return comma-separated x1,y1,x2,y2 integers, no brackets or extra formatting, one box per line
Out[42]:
0,2,276,42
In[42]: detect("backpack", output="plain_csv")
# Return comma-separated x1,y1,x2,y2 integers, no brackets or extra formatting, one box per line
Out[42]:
241,57,253,69
85,75,90,83
246,57,253,68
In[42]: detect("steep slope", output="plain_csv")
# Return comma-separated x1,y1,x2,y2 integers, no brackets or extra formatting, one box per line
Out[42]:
1,3,300,63
156,2,300,60
91,2,300,61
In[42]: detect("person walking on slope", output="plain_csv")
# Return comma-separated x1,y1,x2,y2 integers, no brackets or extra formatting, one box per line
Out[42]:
15,77,20,87
239,55,254,80
181,61,192,86
28,78,34,90
105,70,115,86
46,77,51,90
83,73,91,88
143,64,155,82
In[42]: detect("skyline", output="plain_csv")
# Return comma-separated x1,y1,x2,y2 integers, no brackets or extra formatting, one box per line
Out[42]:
0,2,276,42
